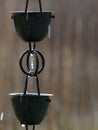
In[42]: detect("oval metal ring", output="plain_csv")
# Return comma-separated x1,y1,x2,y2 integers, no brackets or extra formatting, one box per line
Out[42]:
19,50,45,76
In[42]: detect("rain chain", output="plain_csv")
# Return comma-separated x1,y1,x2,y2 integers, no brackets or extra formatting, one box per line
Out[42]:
19,42,45,96
9,0,55,130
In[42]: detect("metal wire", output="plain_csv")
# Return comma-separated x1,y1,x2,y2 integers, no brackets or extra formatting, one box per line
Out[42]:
33,125,35,130
25,124,36,130
25,0,29,20
25,0,42,13
25,125,28,130
38,0,42,12
28,42,32,51
25,0,29,13
24,75,29,95
35,75,40,95
19,42,45,95
19,50,45,76
33,42,36,50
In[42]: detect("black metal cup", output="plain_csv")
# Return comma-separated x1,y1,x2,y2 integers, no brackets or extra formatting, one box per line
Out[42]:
9,93,53,125
11,11,54,42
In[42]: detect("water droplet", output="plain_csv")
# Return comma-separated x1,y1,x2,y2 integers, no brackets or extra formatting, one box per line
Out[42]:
21,124,25,127
0,112,4,121
48,25,51,38
30,54,34,71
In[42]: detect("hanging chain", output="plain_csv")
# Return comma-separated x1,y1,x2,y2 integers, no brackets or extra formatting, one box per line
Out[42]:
19,42,45,130
19,42,45,95
22,1,43,130
25,0,42,13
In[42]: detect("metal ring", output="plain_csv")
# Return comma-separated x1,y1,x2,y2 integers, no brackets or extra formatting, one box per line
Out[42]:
36,50,45,74
19,50,45,76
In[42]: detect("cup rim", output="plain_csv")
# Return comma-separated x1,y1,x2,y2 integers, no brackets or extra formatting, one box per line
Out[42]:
9,92,53,97
10,11,55,14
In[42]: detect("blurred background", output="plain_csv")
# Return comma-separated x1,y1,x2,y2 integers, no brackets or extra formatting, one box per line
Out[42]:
0,0,98,130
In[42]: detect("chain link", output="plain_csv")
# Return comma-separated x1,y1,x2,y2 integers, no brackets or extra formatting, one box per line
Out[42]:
19,42,45,95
